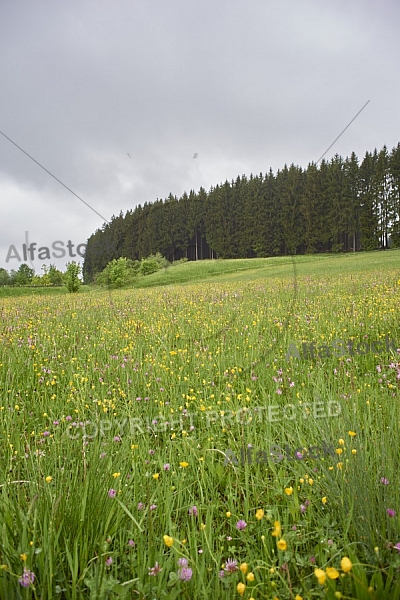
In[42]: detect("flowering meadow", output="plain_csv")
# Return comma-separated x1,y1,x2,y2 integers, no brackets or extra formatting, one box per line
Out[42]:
0,253,399,599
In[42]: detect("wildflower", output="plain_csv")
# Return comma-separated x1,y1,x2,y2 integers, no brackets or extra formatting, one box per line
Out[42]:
236,520,247,530
179,461,189,468
149,504,157,510
188,505,198,516
218,569,225,578
348,431,356,437
112,472,121,479
380,477,389,485
314,568,326,585
338,439,344,445
108,489,117,498
45,476,52,483
326,567,339,579
20,554,27,561
100,452,106,459
105,557,113,566
148,562,162,576
224,558,238,573
163,463,170,471
178,567,193,581
387,508,396,517
239,563,248,574
178,558,188,567
137,502,144,510
163,535,174,548
277,539,287,551
152,473,160,480
226,511,231,518
113,436,121,442
284,487,293,495
295,596,303,600
128,539,135,547
237,582,246,596
272,521,281,537
300,504,307,513
394,543,400,552
322,497,327,505
18,567,35,588
246,572,255,581
255,508,264,520
340,557,352,572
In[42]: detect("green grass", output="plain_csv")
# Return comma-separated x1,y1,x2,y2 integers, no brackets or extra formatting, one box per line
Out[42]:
0,252,399,599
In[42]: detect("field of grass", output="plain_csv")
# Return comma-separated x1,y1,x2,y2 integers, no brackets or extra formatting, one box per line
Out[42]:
0,252,399,599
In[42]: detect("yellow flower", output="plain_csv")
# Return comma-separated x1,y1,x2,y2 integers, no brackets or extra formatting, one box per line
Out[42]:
226,511,231,518
240,563,248,574
348,431,356,437
284,487,293,495
255,508,264,520
334,593,343,599
322,496,327,505
236,582,246,596
0,565,8,570
163,535,174,548
200,523,206,530
171,433,176,439
295,596,303,600
112,472,121,479
338,439,345,445
308,478,314,485
335,448,343,454
326,567,340,579
45,476,52,483
299,478,304,484
131,444,138,449
352,449,357,454
152,473,160,480
246,572,255,582
277,539,287,551
314,568,326,585
341,556,352,572
179,461,189,468
272,521,281,537
20,554,27,561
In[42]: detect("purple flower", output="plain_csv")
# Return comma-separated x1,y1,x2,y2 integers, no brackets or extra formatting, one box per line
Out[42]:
128,539,135,547
137,502,144,510
310,556,316,564
387,508,396,517
42,431,50,437
380,477,389,485
105,557,113,566
163,463,170,471
66,415,72,421
188,505,198,517
394,542,400,552
108,489,117,498
300,504,307,514
328,539,333,546
218,570,225,578
149,449,155,455
113,436,121,442
178,558,188,567
150,504,157,511
224,558,238,573
178,567,193,581
53,420,59,425
148,562,162,576
18,568,35,588
236,520,247,531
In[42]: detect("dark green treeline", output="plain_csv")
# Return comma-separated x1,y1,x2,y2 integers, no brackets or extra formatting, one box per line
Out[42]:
83,143,400,283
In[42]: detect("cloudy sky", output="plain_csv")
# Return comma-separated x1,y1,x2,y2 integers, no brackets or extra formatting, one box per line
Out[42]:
1,0,399,272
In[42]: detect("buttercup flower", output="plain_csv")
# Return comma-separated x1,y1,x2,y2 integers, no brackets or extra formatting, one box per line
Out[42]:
255,508,264,520
284,487,293,495
277,539,287,551
239,562,248,574
326,567,339,579
237,582,246,596
163,535,174,548
341,557,352,572
314,568,326,585
272,521,281,537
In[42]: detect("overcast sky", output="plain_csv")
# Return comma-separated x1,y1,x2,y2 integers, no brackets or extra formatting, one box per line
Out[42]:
1,0,399,272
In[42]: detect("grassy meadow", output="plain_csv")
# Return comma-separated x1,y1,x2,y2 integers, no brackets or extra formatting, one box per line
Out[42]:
0,251,399,599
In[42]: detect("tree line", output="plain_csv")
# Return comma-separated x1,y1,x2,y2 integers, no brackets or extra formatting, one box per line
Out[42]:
40,144,400,283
